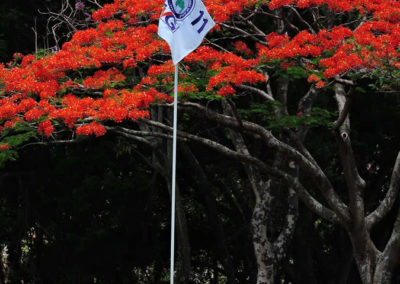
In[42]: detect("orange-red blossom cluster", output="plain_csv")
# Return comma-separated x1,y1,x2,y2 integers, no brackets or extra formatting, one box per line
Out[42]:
0,0,399,150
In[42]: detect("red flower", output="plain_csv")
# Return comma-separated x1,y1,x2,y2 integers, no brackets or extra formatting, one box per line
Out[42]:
217,85,236,96
38,120,54,137
76,122,106,137
0,144,11,151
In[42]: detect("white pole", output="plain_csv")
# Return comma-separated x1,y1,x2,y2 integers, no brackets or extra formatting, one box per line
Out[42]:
170,64,178,284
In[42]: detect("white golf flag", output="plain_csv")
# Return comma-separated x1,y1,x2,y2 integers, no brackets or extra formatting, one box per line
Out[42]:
158,0,215,65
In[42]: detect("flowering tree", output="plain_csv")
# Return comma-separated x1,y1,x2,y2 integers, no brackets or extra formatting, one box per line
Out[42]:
0,0,400,283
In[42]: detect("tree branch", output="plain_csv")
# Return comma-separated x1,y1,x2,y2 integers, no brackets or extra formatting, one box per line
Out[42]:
332,86,355,130
178,102,350,224
238,84,274,101
366,151,400,230
139,118,340,223
287,6,316,34
219,22,268,45
333,83,366,231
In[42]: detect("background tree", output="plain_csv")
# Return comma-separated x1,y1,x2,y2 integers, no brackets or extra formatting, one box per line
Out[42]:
0,0,400,283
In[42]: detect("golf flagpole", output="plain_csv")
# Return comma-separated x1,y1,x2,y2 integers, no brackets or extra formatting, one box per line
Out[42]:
158,1,215,283
170,63,178,284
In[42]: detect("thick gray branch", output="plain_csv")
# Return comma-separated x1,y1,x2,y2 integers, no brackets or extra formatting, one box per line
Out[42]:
179,102,350,224
140,118,339,223
238,84,274,101
332,86,354,130
333,83,365,230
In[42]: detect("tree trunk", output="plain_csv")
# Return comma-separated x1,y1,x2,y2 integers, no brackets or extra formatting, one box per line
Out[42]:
372,256,392,284
221,99,300,284
349,250,395,284
251,182,275,284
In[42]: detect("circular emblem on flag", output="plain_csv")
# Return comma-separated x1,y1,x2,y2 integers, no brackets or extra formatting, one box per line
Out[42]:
167,0,195,20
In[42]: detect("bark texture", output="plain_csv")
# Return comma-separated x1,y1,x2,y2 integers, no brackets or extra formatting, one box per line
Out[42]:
109,81,400,283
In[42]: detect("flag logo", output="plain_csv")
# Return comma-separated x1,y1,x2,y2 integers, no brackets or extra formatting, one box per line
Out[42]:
161,0,195,32
168,0,195,19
